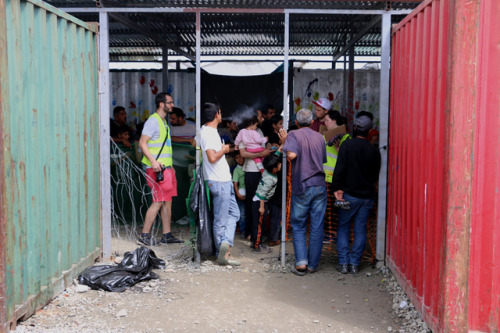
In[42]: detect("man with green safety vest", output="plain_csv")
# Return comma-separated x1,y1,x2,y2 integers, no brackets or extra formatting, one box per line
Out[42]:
322,110,350,244
137,92,183,246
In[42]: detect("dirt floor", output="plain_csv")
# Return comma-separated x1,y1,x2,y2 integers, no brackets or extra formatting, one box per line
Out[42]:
12,227,429,333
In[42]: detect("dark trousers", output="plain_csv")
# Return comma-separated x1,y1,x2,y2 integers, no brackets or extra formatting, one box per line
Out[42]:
244,172,261,237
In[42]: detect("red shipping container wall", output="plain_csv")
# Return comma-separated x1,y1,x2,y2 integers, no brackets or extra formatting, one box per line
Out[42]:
388,0,500,331
469,0,500,330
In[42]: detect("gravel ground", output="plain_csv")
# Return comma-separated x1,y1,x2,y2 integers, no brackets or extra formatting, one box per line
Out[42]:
12,235,431,333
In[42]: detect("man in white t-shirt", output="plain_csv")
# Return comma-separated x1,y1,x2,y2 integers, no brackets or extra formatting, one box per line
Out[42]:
169,107,196,223
199,102,240,266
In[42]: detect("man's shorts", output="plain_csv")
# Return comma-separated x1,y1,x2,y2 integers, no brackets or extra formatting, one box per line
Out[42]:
145,167,177,202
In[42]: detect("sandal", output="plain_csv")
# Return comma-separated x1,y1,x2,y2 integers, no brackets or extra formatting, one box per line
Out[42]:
291,266,307,276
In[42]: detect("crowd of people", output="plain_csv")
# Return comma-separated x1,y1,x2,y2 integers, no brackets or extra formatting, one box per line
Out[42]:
111,93,381,275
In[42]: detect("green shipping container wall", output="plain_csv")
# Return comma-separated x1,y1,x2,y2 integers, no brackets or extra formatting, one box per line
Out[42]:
0,0,100,330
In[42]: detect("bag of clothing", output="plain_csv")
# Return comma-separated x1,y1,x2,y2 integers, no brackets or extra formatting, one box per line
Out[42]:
78,247,165,292
189,166,215,255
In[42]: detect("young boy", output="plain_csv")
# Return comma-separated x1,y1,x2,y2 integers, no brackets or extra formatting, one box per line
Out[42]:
251,151,282,253
232,151,247,238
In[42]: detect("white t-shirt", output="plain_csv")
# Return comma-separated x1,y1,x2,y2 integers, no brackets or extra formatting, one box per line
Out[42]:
199,125,231,182
171,121,196,168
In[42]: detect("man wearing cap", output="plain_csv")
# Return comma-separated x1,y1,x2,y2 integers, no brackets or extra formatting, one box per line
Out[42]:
332,115,381,274
311,97,332,132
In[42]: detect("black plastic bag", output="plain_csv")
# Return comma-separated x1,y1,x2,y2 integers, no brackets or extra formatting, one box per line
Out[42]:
78,247,165,292
189,166,215,255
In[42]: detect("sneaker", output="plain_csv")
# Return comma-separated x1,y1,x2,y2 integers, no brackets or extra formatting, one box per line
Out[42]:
253,244,272,254
137,234,159,246
336,264,349,274
160,234,184,244
349,265,360,274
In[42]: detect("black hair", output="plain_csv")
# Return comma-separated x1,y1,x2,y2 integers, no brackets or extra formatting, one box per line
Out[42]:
263,153,282,173
155,92,172,109
170,107,185,119
261,104,275,116
270,115,283,125
201,102,220,124
241,116,259,129
327,110,346,126
353,127,370,138
356,111,374,121
116,127,129,135
113,106,125,116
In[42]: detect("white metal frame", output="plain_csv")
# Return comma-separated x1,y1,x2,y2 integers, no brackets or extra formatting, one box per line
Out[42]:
85,6,410,264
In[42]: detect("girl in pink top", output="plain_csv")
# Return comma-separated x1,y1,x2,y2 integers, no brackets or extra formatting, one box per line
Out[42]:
234,116,268,172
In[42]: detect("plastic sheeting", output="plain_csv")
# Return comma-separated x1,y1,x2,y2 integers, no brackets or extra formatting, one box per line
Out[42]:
78,247,165,292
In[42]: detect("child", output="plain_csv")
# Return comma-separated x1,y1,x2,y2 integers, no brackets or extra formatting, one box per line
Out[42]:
232,151,247,238
251,151,282,253
234,116,268,172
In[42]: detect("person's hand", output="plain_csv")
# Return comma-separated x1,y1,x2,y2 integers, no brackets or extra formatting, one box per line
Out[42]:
334,190,345,202
123,139,132,148
278,128,288,144
151,160,163,173
189,138,196,147
259,207,265,216
222,144,230,154
260,148,272,157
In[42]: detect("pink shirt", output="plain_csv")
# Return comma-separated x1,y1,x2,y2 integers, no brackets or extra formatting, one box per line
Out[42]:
234,128,267,150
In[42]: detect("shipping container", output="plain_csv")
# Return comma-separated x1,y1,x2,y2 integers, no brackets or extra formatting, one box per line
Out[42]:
387,0,500,331
0,0,101,331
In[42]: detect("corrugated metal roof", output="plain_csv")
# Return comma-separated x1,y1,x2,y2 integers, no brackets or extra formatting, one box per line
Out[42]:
45,1,421,60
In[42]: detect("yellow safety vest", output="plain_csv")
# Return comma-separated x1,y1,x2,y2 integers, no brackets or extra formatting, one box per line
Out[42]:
141,113,173,168
323,133,350,183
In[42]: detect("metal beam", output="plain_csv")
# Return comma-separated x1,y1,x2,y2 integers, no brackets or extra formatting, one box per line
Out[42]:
98,11,111,260
64,7,412,15
376,13,391,267
108,13,195,61
332,15,382,63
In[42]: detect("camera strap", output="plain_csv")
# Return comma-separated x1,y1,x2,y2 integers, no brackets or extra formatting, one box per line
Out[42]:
155,120,169,161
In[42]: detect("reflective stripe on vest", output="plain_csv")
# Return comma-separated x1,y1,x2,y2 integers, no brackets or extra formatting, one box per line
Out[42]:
141,113,173,167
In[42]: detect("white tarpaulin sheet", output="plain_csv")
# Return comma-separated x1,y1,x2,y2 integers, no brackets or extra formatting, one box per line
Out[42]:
110,71,195,127
293,68,380,129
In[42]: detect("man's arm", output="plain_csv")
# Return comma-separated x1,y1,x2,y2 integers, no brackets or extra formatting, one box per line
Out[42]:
171,137,195,144
139,134,162,172
205,144,230,164
240,147,272,159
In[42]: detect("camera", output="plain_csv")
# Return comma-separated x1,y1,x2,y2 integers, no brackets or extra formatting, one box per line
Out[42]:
156,166,166,182
334,200,351,210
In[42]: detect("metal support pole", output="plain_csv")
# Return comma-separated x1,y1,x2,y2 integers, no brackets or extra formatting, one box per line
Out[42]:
194,10,201,265
162,46,169,91
98,11,111,259
376,13,391,267
281,12,290,267
347,45,355,132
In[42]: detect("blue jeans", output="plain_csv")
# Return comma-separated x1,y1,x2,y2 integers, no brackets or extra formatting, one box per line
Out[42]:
290,185,327,269
336,193,374,266
237,199,246,236
207,180,239,250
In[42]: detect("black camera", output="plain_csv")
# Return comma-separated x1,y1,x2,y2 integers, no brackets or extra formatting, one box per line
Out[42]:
156,166,166,182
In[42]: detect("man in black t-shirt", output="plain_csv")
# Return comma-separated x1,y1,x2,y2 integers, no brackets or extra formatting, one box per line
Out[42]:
332,115,381,275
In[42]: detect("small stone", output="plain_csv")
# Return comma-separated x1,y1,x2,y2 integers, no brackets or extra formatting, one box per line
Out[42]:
346,300,350,304
387,327,393,332
143,287,153,293
76,284,90,293
116,309,128,318
366,272,372,277
313,320,319,324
